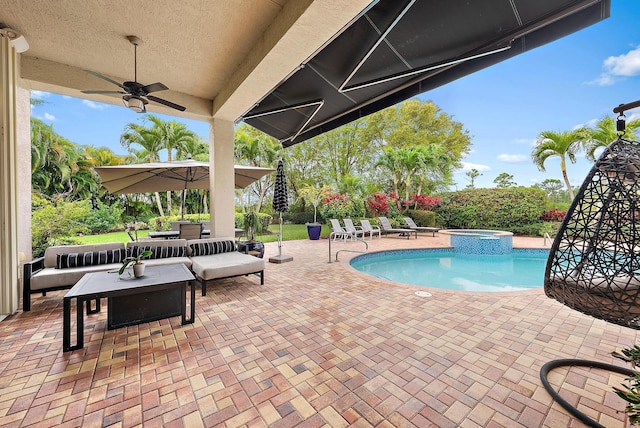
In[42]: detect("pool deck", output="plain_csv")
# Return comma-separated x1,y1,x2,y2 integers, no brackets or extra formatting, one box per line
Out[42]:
1,233,638,427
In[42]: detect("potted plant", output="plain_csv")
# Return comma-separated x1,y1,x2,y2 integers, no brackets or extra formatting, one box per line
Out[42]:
238,210,265,257
298,185,331,240
119,250,152,278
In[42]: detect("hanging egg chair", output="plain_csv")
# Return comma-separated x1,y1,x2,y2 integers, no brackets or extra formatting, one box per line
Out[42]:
541,101,640,427
544,135,640,329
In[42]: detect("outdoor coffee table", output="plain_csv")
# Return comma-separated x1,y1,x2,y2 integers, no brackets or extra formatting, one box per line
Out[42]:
63,264,195,352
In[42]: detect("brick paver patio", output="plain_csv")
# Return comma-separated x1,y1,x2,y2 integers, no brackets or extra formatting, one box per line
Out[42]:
1,234,638,427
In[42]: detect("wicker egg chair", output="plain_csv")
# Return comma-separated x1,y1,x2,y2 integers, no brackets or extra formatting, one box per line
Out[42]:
541,134,640,427
544,136,640,329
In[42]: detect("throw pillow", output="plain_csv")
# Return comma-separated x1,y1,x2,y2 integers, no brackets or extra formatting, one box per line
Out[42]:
127,245,186,259
56,248,125,269
190,240,236,256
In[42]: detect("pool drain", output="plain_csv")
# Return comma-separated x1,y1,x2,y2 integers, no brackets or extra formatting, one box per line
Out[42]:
414,291,432,298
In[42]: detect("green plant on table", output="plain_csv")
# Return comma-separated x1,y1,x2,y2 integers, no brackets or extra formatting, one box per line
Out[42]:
118,250,152,276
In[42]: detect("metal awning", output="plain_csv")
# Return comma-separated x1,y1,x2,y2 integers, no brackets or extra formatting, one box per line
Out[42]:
241,0,610,147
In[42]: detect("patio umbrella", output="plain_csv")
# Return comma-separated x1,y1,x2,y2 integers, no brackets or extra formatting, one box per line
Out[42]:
94,160,273,218
268,159,293,263
94,160,273,193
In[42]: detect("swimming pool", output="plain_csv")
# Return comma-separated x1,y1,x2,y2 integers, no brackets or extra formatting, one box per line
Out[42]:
350,248,549,292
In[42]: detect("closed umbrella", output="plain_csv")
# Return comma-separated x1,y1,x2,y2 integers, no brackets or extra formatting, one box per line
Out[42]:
268,159,293,263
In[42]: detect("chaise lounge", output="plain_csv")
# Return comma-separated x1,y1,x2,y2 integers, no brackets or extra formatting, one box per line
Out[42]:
403,217,439,237
377,217,417,239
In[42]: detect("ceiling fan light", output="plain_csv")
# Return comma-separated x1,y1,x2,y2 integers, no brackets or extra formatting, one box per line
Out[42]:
125,97,145,113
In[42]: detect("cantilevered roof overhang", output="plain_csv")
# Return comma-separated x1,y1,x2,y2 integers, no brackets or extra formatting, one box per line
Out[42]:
241,0,611,147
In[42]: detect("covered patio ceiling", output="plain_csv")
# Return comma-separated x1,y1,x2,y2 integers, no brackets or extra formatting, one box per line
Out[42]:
0,0,371,122
242,0,611,147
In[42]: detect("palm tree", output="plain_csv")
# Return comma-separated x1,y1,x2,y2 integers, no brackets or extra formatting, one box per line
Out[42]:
532,129,586,200
375,148,402,196
234,125,279,211
145,115,198,215
120,121,166,216
584,116,640,161
465,168,481,189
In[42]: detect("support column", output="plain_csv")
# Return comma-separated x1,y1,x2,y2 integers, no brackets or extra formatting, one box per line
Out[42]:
0,37,21,314
209,118,235,237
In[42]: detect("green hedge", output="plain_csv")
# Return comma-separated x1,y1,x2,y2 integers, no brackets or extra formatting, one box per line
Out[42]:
405,209,437,227
434,187,547,234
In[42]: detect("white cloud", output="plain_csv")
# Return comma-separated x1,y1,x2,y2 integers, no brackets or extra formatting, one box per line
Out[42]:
458,162,491,172
31,90,50,99
497,154,527,163
43,112,55,121
82,99,107,110
573,118,598,130
589,46,640,86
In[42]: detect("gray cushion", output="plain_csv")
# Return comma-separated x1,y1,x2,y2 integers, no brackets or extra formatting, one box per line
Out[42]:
190,252,265,281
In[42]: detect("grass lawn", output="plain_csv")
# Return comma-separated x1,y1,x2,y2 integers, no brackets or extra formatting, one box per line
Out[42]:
76,224,332,244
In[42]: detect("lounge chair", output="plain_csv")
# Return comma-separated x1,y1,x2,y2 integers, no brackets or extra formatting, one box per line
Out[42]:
343,218,365,239
330,219,353,241
403,217,439,237
377,217,417,239
360,219,381,239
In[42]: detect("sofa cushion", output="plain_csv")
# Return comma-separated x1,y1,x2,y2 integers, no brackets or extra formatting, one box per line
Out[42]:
56,248,126,269
190,252,265,281
190,240,235,257
127,245,186,259
30,263,123,291
44,242,125,268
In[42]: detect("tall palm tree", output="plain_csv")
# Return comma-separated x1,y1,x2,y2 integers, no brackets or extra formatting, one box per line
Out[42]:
120,121,166,216
584,116,640,161
145,115,197,215
532,129,586,200
375,148,402,197
234,125,279,211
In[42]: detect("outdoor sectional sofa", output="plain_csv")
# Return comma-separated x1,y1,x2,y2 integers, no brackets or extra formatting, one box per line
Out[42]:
22,237,265,311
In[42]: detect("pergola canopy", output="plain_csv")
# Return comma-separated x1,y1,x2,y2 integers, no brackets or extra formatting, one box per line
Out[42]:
242,0,611,147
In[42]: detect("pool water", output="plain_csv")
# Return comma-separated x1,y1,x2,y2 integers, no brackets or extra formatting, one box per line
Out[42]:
350,249,549,292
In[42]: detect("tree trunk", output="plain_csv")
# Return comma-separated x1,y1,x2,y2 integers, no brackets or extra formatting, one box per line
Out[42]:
560,156,575,200
154,192,165,217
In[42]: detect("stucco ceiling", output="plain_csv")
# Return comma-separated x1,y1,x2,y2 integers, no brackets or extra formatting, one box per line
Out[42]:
0,0,371,121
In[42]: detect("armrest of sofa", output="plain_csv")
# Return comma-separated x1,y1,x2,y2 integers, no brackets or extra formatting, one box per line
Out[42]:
23,256,45,311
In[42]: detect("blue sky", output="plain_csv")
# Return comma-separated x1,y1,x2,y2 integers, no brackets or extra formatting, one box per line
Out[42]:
32,1,640,190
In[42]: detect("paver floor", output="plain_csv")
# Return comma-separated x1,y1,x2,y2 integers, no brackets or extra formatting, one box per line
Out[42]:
1,234,639,427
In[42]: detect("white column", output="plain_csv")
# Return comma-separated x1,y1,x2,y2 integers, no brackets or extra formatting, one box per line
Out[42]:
0,37,21,314
209,118,235,237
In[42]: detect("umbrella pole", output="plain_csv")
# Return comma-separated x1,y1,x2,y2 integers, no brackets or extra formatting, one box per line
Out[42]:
278,213,283,257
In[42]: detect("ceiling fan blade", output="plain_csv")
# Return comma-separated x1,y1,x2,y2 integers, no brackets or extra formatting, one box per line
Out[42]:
142,82,169,94
147,95,186,112
81,90,126,95
84,70,127,91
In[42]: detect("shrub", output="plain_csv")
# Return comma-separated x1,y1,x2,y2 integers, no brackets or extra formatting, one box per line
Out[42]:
434,187,547,234
82,201,124,233
412,194,441,210
319,193,364,221
541,208,567,222
406,209,437,227
283,212,322,224
365,192,390,216
31,196,90,257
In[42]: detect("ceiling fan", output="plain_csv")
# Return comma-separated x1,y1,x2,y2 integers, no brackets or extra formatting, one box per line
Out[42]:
81,35,186,113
